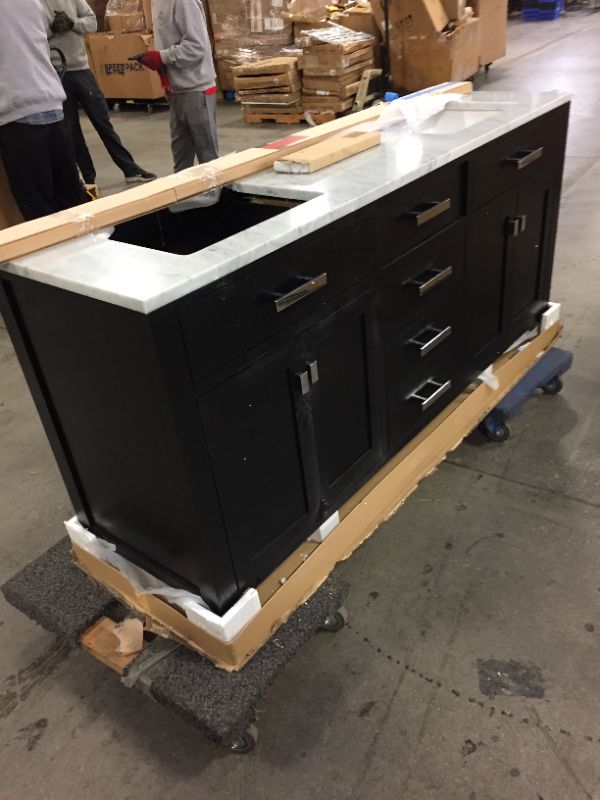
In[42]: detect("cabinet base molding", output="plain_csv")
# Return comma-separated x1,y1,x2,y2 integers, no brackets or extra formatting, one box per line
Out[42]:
70,322,560,672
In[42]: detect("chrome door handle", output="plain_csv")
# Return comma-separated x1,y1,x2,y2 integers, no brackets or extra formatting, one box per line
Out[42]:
503,146,544,170
307,360,319,384
507,215,527,237
273,273,328,313
296,370,310,396
404,198,451,226
408,378,452,412
407,265,453,296
408,325,452,357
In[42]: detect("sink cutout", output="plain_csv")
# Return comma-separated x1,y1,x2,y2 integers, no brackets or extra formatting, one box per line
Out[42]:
111,187,306,256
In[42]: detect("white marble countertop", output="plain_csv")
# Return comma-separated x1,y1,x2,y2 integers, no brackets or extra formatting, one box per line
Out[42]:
1,90,570,314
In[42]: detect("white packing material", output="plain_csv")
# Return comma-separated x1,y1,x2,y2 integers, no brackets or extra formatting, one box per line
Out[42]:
541,301,561,331
65,517,262,643
310,511,340,543
478,365,500,391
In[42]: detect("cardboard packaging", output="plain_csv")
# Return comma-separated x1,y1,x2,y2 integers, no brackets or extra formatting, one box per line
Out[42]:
372,0,449,38
330,6,382,66
473,0,508,65
210,0,293,46
107,11,145,32
440,0,467,18
215,42,291,91
141,0,152,30
401,17,481,91
86,32,165,99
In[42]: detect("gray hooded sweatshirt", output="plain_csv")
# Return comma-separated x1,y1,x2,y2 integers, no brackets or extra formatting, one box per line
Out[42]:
152,0,216,92
43,0,98,71
0,0,66,126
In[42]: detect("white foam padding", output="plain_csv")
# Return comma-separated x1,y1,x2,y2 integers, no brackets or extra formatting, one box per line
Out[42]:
65,517,261,643
309,511,340,543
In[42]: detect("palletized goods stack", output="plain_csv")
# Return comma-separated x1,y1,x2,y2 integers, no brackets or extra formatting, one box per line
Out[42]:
301,26,375,118
233,57,302,123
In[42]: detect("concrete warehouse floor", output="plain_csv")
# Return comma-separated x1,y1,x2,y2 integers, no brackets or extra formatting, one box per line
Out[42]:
1,12,600,799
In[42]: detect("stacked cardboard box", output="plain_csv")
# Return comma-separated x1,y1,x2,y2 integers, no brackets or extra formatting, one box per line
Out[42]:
302,27,375,117
233,57,302,121
372,0,481,92
210,0,296,92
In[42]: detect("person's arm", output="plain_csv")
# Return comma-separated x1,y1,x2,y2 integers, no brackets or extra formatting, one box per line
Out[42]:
40,0,55,37
160,0,209,68
72,0,97,34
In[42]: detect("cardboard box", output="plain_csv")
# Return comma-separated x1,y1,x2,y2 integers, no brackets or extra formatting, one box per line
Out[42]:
141,0,152,30
0,158,23,231
330,6,382,66
473,0,508,65
107,11,145,32
86,32,165,99
440,0,466,18
399,17,481,91
372,0,449,37
210,0,293,45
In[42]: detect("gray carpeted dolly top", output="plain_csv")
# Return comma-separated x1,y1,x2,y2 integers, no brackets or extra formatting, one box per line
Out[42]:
2,537,349,752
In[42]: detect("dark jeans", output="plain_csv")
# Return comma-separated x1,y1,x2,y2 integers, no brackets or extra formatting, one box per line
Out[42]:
0,118,86,221
62,69,139,183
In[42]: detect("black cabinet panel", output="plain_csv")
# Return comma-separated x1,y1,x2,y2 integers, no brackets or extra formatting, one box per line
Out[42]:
308,292,383,509
199,342,320,589
377,163,463,266
180,214,374,382
465,191,516,363
504,170,554,339
469,105,569,210
384,293,467,453
381,220,466,333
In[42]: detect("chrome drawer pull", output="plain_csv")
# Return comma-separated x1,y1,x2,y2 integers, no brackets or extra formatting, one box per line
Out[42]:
408,379,452,412
404,198,451,226
408,325,452,357
407,265,453,297
504,146,544,170
273,272,328,313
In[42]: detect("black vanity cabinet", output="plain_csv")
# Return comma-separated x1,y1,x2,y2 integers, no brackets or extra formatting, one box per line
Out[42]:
0,103,569,614
465,104,568,365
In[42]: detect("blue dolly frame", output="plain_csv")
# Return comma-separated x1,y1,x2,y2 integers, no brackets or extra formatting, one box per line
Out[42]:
480,346,574,442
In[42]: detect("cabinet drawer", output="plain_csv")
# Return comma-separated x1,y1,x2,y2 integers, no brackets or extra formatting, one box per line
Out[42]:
385,299,469,453
380,220,465,332
377,163,463,265
179,216,374,381
469,108,567,210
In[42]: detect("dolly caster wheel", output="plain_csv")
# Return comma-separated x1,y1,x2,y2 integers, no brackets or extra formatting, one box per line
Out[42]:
542,376,563,395
318,606,348,633
481,420,510,442
230,724,258,754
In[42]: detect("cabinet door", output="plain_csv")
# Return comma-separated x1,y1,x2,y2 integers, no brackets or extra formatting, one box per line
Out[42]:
199,343,320,589
307,292,384,511
504,170,555,340
465,191,517,365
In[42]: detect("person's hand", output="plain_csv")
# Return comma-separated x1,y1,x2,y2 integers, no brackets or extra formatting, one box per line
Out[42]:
140,51,163,72
51,10,75,33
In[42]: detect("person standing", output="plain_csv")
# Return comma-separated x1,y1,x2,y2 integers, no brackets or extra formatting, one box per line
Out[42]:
140,0,218,172
45,0,156,185
0,0,86,221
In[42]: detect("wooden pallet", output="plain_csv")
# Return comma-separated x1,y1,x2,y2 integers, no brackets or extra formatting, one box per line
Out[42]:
243,110,336,125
